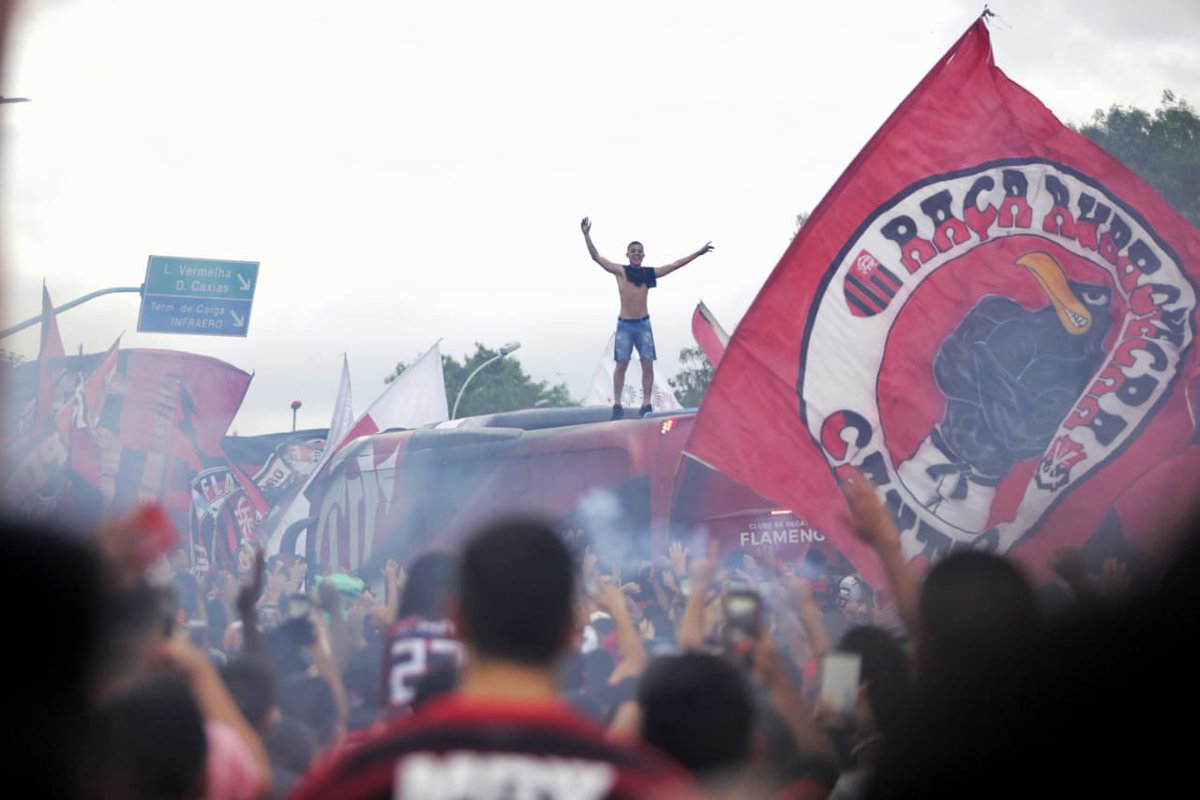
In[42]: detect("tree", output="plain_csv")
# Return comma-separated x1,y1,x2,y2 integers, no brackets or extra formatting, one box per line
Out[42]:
0,349,25,370
387,343,576,418
794,211,809,236
1076,91,1200,226
667,346,714,408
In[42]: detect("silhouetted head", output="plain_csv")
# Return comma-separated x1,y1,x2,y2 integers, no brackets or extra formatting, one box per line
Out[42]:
221,657,277,733
838,626,913,742
638,652,755,777
457,517,575,667
917,551,1040,683
397,551,457,620
88,673,208,800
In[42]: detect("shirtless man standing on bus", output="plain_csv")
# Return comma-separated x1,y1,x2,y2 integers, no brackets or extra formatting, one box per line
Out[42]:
581,217,714,419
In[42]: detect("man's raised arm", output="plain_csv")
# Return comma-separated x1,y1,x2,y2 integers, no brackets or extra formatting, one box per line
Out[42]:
580,217,622,275
654,241,714,279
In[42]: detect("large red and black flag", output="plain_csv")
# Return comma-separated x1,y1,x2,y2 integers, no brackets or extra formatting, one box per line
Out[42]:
684,17,1200,584
91,349,262,571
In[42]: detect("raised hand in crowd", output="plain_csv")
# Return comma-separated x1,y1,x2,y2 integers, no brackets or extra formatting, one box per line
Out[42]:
581,546,600,592
317,578,353,670
305,606,350,741
344,590,381,650
596,575,648,682
754,626,838,765
646,560,673,615
381,558,405,613
668,540,690,578
288,558,309,595
782,570,833,662
678,540,720,650
158,629,273,794
842,470,919,633
211,568,240,625
235,548,268,661
261,559,290,609
1098,556,1131,598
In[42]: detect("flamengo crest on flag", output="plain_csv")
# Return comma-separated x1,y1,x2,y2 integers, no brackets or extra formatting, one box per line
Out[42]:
683,17,1200,582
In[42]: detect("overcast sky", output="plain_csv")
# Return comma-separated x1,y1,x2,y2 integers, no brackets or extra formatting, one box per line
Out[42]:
3,0,1198,434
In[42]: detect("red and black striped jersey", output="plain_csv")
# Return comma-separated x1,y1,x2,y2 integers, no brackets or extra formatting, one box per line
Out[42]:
292,694,699,800
381,616,466,713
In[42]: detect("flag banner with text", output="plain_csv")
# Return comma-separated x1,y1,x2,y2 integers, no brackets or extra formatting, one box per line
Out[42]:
684,18,1200,584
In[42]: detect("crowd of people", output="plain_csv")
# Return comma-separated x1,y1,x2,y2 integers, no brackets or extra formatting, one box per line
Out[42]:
6,468,1199,799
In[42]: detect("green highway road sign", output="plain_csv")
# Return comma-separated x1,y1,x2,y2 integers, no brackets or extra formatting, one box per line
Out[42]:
143,255,258,300
138,255,259,337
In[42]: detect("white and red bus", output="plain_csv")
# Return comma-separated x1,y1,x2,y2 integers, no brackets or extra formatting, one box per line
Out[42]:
284,406,845,576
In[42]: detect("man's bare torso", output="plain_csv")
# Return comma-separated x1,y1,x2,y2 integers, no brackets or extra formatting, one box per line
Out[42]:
616,272,651,318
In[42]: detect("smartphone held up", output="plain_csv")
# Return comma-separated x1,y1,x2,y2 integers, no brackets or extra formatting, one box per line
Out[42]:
818,651,863,720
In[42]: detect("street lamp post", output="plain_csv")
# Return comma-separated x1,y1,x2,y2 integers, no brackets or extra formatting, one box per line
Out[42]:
451,341,521,419
291,400,302,432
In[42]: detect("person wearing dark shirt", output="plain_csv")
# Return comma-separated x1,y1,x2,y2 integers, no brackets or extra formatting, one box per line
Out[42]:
381,552,464,715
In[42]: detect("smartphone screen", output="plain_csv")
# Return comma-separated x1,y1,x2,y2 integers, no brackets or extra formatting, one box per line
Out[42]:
819,652,863,718
724,594,758,617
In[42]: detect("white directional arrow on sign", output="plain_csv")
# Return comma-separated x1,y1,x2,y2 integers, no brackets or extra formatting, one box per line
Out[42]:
232,311,246,327
237,274,252,291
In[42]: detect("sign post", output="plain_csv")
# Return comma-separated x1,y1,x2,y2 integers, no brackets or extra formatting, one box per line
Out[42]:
138,255,259,337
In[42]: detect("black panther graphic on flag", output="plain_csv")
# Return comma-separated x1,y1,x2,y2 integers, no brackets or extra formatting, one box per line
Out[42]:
685,15,1200,585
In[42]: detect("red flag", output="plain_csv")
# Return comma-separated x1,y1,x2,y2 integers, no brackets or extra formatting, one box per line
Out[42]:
91,349,251,528
32,284,66,435
691,301,731,367
55,336,121,488
684,18,1200,585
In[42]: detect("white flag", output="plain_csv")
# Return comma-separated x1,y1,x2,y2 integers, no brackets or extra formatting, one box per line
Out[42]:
267,354,356,556
584,334,682,411
268,346,448,556
333,341,448,451
326,355,354,451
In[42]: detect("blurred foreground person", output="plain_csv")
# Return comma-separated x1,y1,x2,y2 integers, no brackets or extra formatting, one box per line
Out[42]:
913,550,1041,689
864,529,1200,799
826,626,912,800
637,651,759,796
86,673,208,800
293,517,696,799
3,519,107,798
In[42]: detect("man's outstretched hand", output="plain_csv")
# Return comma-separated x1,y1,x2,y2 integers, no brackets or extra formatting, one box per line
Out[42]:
699,242,714,255
580,217,592,235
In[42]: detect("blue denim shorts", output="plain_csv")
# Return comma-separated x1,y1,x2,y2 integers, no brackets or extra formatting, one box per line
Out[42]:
614,315,656,361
